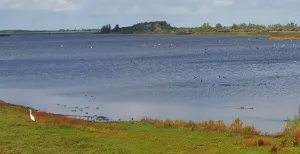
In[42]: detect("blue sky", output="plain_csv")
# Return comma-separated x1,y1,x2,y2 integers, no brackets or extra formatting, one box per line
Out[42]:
0,0,299,30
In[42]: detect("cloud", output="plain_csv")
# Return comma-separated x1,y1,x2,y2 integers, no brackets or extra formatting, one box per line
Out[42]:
1,0,300,30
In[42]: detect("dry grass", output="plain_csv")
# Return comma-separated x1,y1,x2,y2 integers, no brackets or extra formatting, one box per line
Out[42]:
269,31,300,40
230,118,260,135
141,118,228,132
293,128,300,143
242,138,272,147
269,145,280,153
141,117,260,135
291,128,300,147
34,111,88,125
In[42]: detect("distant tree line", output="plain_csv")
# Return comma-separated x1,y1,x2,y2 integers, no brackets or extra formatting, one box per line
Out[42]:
94,21,174,34
97,24,120,34
2,21,300,35
95,21,300,35
188,22,300,32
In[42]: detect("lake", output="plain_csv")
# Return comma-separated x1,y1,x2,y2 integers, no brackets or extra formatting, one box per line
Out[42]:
1,34,300,133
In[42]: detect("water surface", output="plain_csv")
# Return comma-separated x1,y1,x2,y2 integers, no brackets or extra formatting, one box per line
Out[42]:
1,34,300,132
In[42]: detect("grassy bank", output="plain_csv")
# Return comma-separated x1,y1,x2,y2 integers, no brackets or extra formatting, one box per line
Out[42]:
269,32,300,40
145,31,300,39
0,100,300,154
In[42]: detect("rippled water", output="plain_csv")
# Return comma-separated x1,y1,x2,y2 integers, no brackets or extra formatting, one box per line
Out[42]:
1,34,300,132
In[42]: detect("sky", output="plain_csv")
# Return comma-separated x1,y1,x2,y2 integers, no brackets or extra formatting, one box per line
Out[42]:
0,0,299,30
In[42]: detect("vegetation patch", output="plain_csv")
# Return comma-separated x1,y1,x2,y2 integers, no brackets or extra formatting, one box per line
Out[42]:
269,31,300,40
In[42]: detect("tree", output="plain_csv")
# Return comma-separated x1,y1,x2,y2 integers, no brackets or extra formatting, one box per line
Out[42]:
105,24,109,33
238,23,247,29
285,22,297,31
100,25,106,34
108,24,111,32
201,22,211,29
112,24,120,32
231,24,238,31
268,24,283,31
215,23,223,29
100,24,111,34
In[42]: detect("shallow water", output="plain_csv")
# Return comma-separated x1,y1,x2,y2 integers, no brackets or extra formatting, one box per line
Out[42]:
1,34,300,132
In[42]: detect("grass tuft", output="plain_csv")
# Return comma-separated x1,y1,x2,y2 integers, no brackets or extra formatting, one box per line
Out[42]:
269,145,280,153
280,139,288,148
141,117,260,136
242,138,272,147
285,107,300,135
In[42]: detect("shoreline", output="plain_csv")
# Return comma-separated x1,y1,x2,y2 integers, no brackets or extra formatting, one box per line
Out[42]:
1,31,300,40
0,100,286,135
2,99,300,153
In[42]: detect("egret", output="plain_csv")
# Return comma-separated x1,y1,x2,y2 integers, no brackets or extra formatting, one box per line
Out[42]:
29,109,35,121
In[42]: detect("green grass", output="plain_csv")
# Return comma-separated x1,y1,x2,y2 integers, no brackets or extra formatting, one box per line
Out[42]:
0,101,299,154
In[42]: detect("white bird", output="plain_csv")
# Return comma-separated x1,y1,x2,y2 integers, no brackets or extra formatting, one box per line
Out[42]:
29,109,35,121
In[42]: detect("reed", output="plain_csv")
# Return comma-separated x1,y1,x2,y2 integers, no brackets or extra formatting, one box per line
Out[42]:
141,117,259,135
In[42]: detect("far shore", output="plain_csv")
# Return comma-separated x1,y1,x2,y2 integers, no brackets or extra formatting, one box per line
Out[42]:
1,31,300,40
